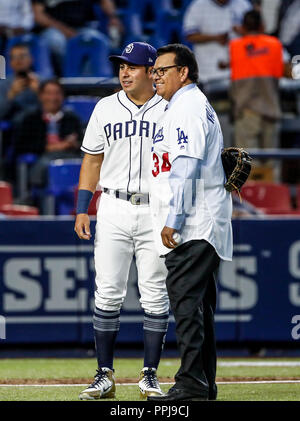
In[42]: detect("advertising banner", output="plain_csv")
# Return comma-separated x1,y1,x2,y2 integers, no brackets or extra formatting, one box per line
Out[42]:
0,218,300,343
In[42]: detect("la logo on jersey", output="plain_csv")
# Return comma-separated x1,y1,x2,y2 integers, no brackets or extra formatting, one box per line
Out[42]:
176,127,188,149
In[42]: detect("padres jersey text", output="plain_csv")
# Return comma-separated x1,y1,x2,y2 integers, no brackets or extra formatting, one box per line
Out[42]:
82,91,167,194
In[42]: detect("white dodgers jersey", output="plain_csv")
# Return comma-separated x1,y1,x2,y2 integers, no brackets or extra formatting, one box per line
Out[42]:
150,85,233,259
81,90,167,194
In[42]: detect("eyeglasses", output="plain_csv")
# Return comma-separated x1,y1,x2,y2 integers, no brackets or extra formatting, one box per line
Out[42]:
10,53,30,60
151,65,181,77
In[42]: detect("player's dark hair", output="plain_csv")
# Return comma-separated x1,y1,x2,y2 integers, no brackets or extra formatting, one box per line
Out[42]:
9,43,30,55
118,61,151,74
39,78,65,96
243,10,262,32
157,44,199,83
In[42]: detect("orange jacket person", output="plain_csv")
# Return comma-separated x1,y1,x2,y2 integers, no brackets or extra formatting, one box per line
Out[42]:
229,10,284,152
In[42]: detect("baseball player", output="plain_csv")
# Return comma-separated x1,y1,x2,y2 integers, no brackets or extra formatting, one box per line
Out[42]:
74,42,169,400
147,44,233,401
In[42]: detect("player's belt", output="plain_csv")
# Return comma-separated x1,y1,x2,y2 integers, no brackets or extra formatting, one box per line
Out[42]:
103,188,149,205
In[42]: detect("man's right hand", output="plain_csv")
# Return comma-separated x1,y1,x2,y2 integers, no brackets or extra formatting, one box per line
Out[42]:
215,33,228,45
74,213,91,240
7,78,28,99
61,25,77,39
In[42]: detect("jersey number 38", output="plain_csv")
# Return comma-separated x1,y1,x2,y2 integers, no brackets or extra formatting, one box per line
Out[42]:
152,152,171,177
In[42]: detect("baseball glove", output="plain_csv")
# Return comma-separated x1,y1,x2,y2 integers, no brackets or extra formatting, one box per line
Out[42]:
221,147,252,195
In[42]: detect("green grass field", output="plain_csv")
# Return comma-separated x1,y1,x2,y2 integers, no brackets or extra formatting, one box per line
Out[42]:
0,358,299,401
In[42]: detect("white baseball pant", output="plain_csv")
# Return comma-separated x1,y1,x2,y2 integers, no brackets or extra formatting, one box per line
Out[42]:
94,192,169,314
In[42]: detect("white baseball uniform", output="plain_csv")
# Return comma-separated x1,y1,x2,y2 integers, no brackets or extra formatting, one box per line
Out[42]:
81,90,169,314
149,84,233,259
183,0,251,83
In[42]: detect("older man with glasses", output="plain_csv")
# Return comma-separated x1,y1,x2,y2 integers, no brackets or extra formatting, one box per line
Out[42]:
148,43,233,402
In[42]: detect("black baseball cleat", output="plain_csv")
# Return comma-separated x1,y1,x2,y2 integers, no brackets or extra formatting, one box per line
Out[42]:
147,386,208,401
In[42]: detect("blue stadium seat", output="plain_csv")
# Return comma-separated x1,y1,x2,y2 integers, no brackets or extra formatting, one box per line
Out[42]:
92,3,109,34
64,97,98,126
45,159,82,215
281,117,300,133
121,0,173,39
16,153,38,201
5,34,54,79
126,0,173,16
150,10,185,48
180,0,194,13
63,33,113,77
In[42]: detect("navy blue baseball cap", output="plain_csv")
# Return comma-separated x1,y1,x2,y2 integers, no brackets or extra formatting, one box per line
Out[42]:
109,42,157,66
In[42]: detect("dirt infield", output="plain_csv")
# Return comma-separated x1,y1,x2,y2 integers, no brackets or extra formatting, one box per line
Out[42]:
1,376,300,385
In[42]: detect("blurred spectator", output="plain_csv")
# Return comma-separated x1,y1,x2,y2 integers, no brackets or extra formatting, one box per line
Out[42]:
278,0,300,57
229,10,285,181
259,0,281,35
15,79,82,188
0,44,40,124
251,0,261,9
229,10,284,150
183,0,251,84
0,0,34,54
32,0,123,75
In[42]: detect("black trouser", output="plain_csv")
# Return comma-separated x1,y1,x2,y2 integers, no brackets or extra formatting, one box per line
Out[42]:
165,240,220,399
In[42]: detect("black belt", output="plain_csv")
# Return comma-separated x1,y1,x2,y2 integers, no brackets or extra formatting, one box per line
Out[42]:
103,188,149,205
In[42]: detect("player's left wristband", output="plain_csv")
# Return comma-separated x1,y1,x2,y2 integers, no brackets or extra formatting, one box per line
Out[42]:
76,189,93,214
